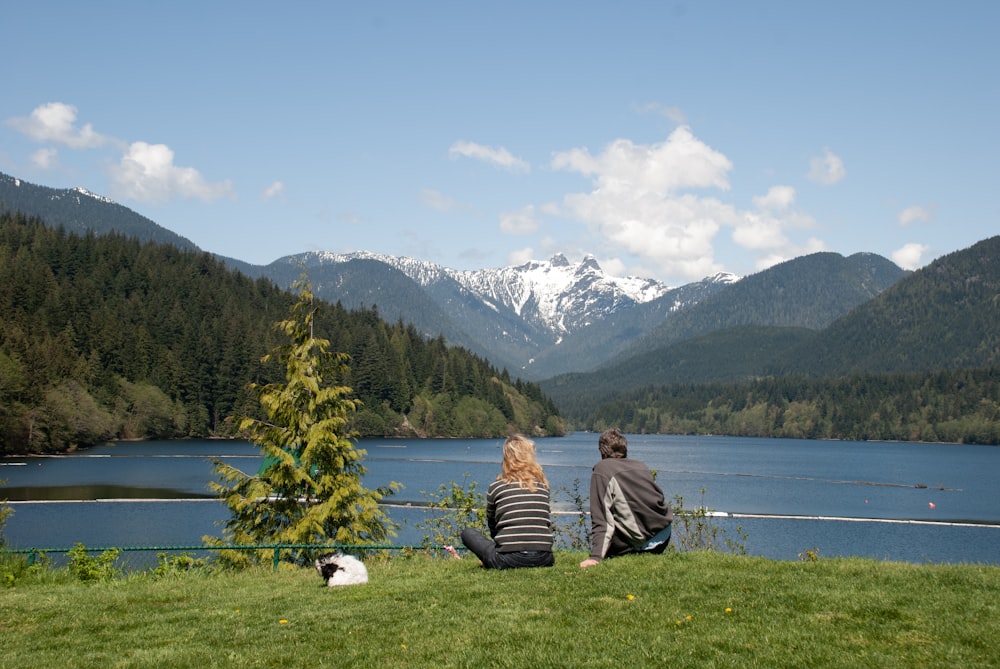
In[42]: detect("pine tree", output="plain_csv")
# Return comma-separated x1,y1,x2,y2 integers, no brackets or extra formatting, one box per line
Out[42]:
207,280,398,566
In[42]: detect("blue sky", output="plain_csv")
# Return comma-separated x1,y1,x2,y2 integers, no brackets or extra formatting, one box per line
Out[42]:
2,1,997,286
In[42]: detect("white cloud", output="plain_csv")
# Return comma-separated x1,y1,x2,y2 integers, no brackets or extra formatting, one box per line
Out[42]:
508,246,535,265
261,180,285,201
449,141,530,173
546,127,835,282
733,186,816,256
31,148,58,169
552,126,732,192
892,242,930,270
732,187,819,262
551,126,738,281
419,188,457,211
752,185,795,211
109,141,234,204
807,148,846,185
10,102,238,206
597,255,628,277
898,205,931,226
8,102,109,149
732,212,790,251
499,205,541,235
633,101,686,124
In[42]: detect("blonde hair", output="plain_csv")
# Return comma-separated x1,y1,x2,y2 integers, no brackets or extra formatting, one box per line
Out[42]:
497,435,548,491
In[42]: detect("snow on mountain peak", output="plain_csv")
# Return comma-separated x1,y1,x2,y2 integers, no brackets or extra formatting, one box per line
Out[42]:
296,249,721,336
450,254,671,333
72,187,114,204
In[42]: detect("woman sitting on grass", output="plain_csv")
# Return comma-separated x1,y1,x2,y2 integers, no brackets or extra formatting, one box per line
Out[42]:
460,435,555,569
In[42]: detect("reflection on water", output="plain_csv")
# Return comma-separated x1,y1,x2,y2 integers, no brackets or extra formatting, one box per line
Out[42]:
2,484,215,500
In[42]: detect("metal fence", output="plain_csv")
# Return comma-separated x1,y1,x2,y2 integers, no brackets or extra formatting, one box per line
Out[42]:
2,542,456,571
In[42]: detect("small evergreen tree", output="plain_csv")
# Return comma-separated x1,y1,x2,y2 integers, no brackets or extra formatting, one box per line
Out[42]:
207,280,398,566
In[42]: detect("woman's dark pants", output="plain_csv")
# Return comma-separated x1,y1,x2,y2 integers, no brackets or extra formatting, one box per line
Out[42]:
460,528,554,569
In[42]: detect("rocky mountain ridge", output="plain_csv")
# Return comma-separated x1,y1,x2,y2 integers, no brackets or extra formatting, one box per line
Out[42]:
295,249,737,336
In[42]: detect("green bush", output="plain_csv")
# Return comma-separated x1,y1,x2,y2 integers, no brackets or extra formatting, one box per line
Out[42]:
416,475,487,548
66,544,121,582
152,552,209,578
671,488,748,554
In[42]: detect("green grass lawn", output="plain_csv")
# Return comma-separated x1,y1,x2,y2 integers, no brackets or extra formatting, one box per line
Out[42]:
2,551,999,668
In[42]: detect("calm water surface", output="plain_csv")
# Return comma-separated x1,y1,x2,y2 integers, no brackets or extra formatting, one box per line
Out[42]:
3,433,998,565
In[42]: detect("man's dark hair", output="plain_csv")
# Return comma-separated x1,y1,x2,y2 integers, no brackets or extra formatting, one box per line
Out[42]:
598,428,628,459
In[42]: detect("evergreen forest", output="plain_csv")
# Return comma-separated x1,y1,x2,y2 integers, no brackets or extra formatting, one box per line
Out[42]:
0,213,564,454
577,369,1000,445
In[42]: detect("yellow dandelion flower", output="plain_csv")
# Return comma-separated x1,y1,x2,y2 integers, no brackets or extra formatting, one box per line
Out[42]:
725,607,733,614
685,615,693,621
279,619,288,625
626,594,635,601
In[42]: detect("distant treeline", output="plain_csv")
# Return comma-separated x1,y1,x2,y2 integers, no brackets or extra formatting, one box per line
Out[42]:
581,368,1000,444
0,212,563,454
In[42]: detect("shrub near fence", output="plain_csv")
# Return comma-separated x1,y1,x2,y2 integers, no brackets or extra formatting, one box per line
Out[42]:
3,542,459,575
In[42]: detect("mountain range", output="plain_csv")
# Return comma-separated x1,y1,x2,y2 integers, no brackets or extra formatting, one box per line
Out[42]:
5,171,997,393
541,235,1000,418
235,250,743,379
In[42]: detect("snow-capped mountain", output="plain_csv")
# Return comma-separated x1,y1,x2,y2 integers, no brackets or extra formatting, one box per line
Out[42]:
279,249,738,378
452,254,669,334
298,250,727,337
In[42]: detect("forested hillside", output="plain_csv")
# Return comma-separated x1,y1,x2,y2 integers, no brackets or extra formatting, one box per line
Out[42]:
0,213,563,454
548,236,1000,444
775,235,1000,376
0,172,199,252
615,251,907,360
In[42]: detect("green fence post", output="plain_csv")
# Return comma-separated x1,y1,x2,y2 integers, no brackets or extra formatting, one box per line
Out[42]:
273,546,280,571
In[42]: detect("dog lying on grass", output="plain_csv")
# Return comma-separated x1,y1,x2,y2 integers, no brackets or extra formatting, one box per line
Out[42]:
314,552,368,586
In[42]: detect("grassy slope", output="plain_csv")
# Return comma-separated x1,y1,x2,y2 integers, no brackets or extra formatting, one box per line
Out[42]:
2,551,999,668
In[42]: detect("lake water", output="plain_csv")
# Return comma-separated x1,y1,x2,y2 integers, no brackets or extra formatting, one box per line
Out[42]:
2,433,998,566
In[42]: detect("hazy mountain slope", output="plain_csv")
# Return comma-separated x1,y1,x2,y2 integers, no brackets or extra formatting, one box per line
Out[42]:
541,325,815,414
540,252,908,409
778,235,1000,375
0,172,200,252
616,251,908,360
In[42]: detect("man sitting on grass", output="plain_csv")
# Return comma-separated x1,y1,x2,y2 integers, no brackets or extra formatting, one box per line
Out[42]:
579,428,674,568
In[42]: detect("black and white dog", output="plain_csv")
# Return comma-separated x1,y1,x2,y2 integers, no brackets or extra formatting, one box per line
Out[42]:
314,552,368,587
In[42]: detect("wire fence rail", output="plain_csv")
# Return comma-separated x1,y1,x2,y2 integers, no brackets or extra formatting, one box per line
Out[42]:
5,512,998,570
1,543,456,571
